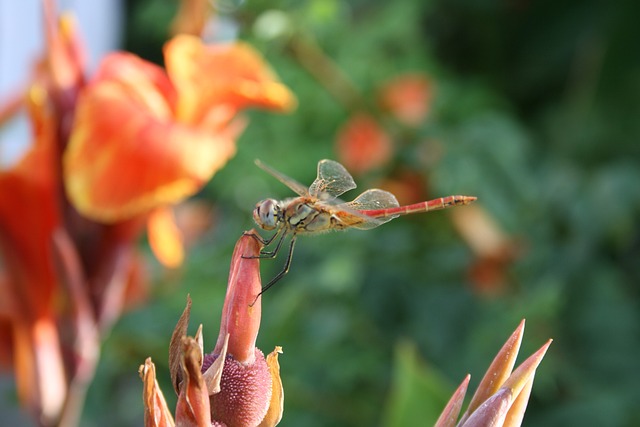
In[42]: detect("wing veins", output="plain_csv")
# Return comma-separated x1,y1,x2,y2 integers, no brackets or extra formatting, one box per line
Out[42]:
255,159,309,196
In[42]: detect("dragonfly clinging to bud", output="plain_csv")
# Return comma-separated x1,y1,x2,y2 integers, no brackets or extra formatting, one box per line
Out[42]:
249,159,476,296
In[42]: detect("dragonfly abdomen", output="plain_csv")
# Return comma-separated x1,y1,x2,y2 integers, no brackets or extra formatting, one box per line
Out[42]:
359,195,477,218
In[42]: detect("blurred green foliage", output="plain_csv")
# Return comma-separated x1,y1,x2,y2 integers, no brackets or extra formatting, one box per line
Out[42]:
382,341,452,426
82,0,640,425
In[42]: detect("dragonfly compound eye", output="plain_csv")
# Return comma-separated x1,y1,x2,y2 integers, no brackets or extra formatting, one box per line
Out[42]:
254,199,279,230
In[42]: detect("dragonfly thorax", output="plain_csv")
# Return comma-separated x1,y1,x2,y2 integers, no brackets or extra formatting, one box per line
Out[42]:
253,198,282,230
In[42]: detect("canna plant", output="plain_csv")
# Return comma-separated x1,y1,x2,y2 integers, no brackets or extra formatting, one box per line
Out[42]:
140,232,283,427
143,237,550,427
384,320,551,426
435,320,551,427
0,1,294,425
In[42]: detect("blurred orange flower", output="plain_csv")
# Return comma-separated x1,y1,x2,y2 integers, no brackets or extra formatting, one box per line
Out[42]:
0,2,295,426
335,113,393,175
0,88,66,423
451,205,523,295
378,73,433,127
64,35,296,223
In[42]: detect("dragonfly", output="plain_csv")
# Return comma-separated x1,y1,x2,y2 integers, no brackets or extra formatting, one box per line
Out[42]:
249,159,476,296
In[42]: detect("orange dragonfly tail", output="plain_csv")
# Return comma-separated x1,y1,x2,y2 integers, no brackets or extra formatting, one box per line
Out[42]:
359,195,477,219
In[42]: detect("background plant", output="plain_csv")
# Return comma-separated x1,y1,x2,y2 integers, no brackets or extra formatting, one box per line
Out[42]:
3,0,639,425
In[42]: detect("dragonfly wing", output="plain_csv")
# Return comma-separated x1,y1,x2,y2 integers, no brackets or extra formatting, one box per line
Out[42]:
346,188,400,210
308,159,357,200
344,189,400,229
255,159,309,196
329,204,389,230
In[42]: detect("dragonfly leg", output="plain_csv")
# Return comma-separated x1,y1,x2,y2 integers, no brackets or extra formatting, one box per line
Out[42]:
242,230,280,246
243,230,287,260
250,236,297,306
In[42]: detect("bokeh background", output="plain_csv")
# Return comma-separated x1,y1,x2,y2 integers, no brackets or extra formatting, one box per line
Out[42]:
3,0,640,425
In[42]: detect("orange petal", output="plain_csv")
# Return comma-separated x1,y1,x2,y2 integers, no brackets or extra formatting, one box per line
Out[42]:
165,35,297,124
14,317,67,425
0,81,67,421
64,53,237,222
335,113,393,175
139,358,176,427
259,346,284,427
91,52,177,116
0,94,59,319
0,155,59,316
0,317,12,368
43,0,85,95
148,207,185,268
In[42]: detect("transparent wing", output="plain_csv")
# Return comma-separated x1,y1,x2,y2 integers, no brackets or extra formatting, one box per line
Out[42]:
308,159,357,200
346,189,400,210
255,159,309,196
315,200,386,231
343,189,400,229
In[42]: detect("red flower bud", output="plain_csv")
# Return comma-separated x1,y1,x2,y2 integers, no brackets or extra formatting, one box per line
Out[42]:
166,232,283,426
204,231,275,426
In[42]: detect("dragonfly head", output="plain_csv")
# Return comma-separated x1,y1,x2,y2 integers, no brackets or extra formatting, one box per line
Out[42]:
253,198,280,230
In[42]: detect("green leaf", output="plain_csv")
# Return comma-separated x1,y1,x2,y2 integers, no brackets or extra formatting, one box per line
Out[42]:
382,340,455,427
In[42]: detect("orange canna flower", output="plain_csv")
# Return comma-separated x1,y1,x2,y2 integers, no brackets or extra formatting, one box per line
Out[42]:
1,2,296,425
0,86,67,424
165,35,297,122
64,34,296,223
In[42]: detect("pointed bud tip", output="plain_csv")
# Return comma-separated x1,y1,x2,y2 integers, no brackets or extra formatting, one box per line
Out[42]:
463,321,526,419
435,374,471,427
215,232,264,363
